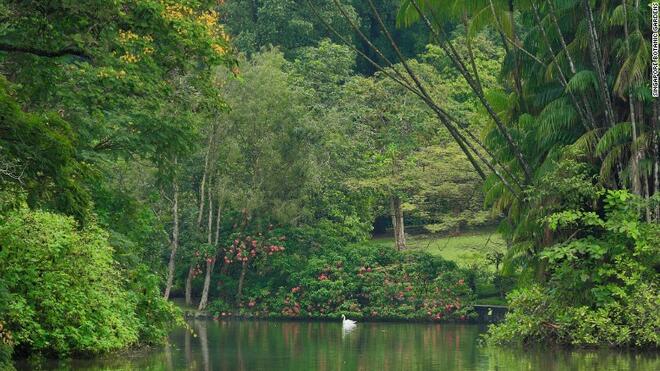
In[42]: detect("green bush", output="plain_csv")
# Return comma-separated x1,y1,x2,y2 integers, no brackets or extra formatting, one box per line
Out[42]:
0,207,180,357
557,282,660,347
126,265,183,345
211,240,475,321
486,191,660,348
486,283,659,348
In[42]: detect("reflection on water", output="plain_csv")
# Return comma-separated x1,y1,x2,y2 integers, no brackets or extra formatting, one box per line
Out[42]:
341,325,356,339
15,320,659,370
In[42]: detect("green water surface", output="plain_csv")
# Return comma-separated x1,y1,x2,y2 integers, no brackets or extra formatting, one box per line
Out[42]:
15,320,659,370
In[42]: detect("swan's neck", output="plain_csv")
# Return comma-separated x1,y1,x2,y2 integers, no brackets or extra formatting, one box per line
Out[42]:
341,315,345,321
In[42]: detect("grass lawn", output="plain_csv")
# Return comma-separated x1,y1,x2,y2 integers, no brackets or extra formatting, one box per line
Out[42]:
365,229,510,305
366,228,506,266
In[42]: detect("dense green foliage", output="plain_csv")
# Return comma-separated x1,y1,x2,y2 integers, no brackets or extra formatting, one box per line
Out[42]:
209,232,474,321
395,0,659,347
0,202,181,356
0,77,89,221
0,0,232,360
0,0,658,363
486,191,658,347
219,0,427,73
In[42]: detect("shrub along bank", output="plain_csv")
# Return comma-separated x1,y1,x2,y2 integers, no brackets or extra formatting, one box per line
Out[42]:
485,191,659,348
207,233,475,322
0,204,182,360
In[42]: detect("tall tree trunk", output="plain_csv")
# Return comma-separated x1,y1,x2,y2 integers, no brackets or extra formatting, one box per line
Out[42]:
186,137,211,306
629,98,642,195
581,0,616,129
234,209,251,307
196,134,212,227
197,259,215,311
198,179,217,311
390,197,397,241
215,201,226,281
644,172,652,222
236,259,248,306
462,12,482,93
508,0,526,113
190,124,218,308
163,168,179,300
185,264,194,306
197,224,214,311
622,0,642,196
391,196,406,250
487,0,524,111
395,197,406,250
214,195,222,245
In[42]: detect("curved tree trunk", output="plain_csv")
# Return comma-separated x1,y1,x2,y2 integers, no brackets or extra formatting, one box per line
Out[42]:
197,260,215,311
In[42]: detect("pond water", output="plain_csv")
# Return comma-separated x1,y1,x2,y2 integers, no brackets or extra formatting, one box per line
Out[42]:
15,320,659,370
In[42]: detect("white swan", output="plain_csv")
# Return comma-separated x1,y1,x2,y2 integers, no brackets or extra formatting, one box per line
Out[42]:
341,314,356,329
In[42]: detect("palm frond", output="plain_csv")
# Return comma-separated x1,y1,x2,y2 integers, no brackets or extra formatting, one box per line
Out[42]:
614,32,650,97
536,97,579,149
569,128,601,155
566,70,598,94
599,144,627,181
595,121,631,156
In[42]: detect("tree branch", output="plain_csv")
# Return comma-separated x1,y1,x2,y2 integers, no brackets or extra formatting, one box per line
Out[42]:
0,42,92,60
409,1,533,182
